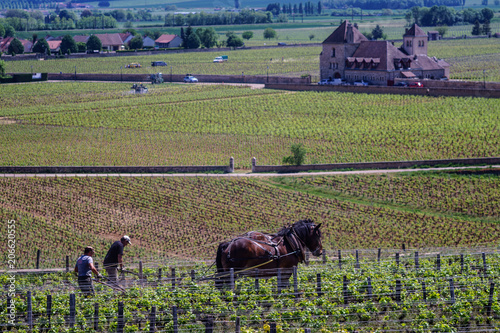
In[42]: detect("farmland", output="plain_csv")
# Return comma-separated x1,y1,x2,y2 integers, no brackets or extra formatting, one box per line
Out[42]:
1,83,499,168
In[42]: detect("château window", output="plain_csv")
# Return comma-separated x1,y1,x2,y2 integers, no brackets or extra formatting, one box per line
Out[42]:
331,48,336,57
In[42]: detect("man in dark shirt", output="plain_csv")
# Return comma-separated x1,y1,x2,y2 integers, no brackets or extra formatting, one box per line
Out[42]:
103,236,131,287
74,246,101,296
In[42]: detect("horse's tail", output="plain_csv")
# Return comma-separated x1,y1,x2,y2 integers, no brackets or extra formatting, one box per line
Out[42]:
216,242,229,273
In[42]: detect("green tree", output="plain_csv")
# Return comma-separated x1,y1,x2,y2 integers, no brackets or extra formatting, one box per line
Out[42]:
372,25,384,40
471,19,482,35
98,1,110,7
32,38,50,55
0,59,5,77
263,27,277,40
282,143,307,166
196,27,218,48
0,24,5,38
86,35,102,52
61,35,77,54
482,19,491,35
185,32,201,49
242,31,253,40
309,34,315,40
76,42,86,53
436,26,448,37
8,38,24,55
4,24,15,37
226,32,244,47
128,35,143,49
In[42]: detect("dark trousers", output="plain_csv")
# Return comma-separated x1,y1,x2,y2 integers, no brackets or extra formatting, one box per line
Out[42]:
78,276,94,296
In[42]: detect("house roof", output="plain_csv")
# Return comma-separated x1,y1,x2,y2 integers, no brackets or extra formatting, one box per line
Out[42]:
0,37,14,52
404,24,427,37
73,35,89,43
155,34,178,43
350,41,408,71
47,40,62,50
119,32,132,42
94,33,124,46
322,20,368,44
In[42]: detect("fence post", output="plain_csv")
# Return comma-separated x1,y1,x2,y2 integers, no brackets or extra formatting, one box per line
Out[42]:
270,322,277,333
436,254,441,271
316,273,323,297
235,317,240,333
293,266,298,298
149,306,156,333
202,316,214,333
422,281,427,302
171,267,176,290
36,249,41,269
69,293,76,329
449,278,455,304
377,248,381,263
158,268,162,286
46,294,52,328
486,282,495,316
482,252,487,275
366,277,372,300
139,261,143,285
338,250,342,270
395,252,400,267
343,276,349,305
117,301,124,333
395,279,401,304
255,277,259,291
355,250,360,269
460,254,464,274
27,291,33,331
415,251,419,270
191,269,195,281
230,268,235,290
94,303,99,331
172,306,178,333
66,256,69,273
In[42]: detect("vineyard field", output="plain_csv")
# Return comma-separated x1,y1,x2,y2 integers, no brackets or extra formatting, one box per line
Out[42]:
1,83,499,168
0,171,498,267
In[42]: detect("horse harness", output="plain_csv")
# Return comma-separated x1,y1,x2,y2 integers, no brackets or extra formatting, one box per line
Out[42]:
225,228,307,263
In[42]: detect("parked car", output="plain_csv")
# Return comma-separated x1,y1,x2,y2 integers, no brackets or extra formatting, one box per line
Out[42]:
151,61,167,67
328,79,344,86
353,80,369,86
409,81,423,88
318,79,330,86
395,81,408,87
126,63,141,68
277,42,287,46
183,75,198,83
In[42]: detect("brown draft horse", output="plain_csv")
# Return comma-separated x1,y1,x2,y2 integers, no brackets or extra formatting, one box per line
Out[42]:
215,219,323,289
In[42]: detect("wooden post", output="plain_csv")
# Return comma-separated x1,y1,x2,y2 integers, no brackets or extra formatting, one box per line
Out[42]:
235,317,240,333
270,322,277,333
395,252,400,267
402,243,406,251
230,268,235,290
293,266,298,299
203,316,214,333
316,273,323,297
69,293,76,328
94,303,99,331
486,282,495,316
338,250,342,270
422,281,427,302
343,276,349,305
355,250,360,269
172,306,178,333
436,254,441,271
482,252,487,275
36,249,41,269
322,249,326,264
149,306,156,333
277,268,282,294
395,279,401,303
191,269,195,281
304,329,311,333
171,267,176,290
66,256,69,273
158,268,162,285
255,277,259,291
117,301,124,333
7,296,13,330
415,251,419,270
46,294,52,328
367,277,372,300
377,248,381,263
27,291,33,331
139,261,143,285
449,278,455,304
460,254,464,274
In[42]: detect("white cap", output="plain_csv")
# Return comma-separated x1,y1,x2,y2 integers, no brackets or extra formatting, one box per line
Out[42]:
122,235,132,245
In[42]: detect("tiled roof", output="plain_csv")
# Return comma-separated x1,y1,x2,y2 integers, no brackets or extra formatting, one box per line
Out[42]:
322,20,368,44
404,24,427,37
350,41,407,71
47,40,62,50
155,34,177,43
73,35,89,43
0,37,14,52
94,33,124,46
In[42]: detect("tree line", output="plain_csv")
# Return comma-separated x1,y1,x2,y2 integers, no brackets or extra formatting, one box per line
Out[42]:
405,6,495,26
323,0,463,9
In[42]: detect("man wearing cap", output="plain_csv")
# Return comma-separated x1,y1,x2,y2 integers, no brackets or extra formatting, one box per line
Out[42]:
74,247,101,296
103,236,131,286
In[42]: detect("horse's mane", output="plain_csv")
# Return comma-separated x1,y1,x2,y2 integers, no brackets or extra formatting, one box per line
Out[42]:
276,219,315,238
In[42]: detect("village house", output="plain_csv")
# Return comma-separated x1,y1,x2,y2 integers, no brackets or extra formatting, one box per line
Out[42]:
0,37,33,53
155,34,182,49
320,21,449,86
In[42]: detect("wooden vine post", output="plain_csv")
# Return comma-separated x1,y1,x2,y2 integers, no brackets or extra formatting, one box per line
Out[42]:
46,294,52,329
173,306,178,333
27,291,33,331
117,301,124,333
69,293,76,328
94,303,99,331
149,306,156,333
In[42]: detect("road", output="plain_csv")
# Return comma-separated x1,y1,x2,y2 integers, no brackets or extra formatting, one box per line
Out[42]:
1,165,498,178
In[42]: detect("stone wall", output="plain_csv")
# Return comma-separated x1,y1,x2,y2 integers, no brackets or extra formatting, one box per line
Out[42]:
252,157,500,173
265,83,500,98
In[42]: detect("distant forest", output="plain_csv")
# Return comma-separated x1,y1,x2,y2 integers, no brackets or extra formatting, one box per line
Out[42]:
324,0,464,10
